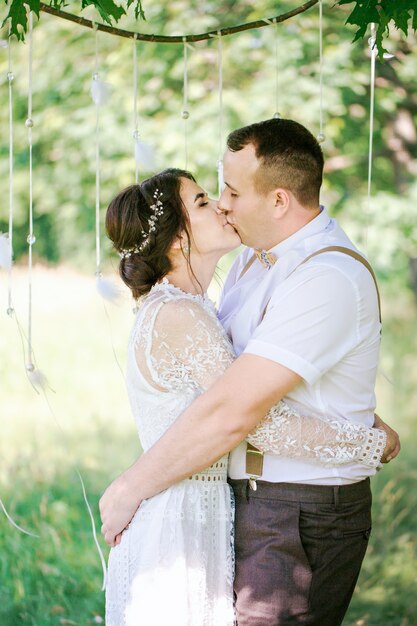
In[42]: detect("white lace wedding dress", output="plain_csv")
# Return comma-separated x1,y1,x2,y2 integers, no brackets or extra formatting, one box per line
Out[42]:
105,279,386,626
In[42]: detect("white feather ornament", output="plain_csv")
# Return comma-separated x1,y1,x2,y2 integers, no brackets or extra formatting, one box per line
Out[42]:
96,275,121,302
27,367,49,392
134,137,156,171
90,77,111,105
0,233,12,270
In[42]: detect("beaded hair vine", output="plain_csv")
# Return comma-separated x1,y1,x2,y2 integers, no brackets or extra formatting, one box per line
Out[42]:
119,189,164,259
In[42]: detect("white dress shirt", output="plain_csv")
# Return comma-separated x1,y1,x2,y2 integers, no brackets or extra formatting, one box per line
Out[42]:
218,208,381,485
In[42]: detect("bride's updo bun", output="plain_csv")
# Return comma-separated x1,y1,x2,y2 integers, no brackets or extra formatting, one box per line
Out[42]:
106,168,195,299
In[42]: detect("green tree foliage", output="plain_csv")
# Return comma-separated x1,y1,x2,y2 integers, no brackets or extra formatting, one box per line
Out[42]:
1,0,145,40
338,0,417,55
0,0,416,294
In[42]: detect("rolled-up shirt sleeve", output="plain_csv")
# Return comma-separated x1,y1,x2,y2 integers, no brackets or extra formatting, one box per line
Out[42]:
244,263,360,385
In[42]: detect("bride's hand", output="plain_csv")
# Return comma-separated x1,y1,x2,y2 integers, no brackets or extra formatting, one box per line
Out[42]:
99,471,142,546
373,413,401,463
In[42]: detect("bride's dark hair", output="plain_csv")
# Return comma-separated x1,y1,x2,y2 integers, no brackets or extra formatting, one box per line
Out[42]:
106,168,195,298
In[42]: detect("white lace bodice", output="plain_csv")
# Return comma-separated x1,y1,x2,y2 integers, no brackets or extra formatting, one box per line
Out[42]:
126,279,386,468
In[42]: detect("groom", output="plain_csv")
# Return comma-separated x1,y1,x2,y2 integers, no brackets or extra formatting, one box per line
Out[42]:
101,118,400,624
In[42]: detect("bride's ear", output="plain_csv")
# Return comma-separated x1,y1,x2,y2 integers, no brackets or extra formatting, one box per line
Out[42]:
171,235,183,251
171,232,190,255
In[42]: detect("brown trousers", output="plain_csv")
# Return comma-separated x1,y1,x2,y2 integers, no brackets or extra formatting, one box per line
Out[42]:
229,478,372,626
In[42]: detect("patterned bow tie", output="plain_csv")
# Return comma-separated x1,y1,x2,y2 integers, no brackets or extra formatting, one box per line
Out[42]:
254,249,277,270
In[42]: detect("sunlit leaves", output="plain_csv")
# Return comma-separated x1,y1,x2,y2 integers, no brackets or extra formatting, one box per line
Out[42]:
1,0,145,40
337,0,417,56
2,0,40,40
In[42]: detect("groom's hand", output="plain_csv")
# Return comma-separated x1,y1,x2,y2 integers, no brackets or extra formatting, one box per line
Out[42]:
99,471,142,546
373,413,401,463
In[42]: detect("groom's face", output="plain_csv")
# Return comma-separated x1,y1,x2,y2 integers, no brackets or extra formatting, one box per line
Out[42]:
218,144,278,250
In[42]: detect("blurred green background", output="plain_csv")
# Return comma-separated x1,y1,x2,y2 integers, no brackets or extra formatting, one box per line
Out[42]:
0,1,416,624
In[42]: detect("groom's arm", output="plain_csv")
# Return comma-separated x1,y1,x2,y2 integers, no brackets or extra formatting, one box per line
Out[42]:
100,354,300,545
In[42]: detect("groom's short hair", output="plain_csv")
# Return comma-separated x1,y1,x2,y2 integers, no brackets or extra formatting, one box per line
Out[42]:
227,118,324,209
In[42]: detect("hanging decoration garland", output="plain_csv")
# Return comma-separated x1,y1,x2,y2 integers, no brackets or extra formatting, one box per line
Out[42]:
0,31,40,539
90,25,119,301
263,17,281,120
364,22,377,252
131,35,155,181
25,11,37,376
0,30,15,303
181,36,190,169
6,31,14,291
92,23,104,280
273,19,281,120
2,22,111,572
317,0,325,144
215,31,224,196
132,33,140,183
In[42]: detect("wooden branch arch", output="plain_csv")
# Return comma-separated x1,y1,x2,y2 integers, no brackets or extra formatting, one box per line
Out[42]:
39,0,319,42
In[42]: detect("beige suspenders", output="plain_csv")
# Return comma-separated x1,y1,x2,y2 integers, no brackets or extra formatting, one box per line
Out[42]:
245,245,382,487
237,253,257,281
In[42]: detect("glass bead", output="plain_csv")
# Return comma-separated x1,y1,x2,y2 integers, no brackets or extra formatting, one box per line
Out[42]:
133,129,140,140
7,71,14,82
92,72,99,81
6,307,14,317
317,132,326,144
273,112,281,119
27,234,36,245
181,110,190,120
25,118,34,128
26,363,35,372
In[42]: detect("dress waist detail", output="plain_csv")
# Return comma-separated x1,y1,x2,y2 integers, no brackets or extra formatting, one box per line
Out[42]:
188,456,228,483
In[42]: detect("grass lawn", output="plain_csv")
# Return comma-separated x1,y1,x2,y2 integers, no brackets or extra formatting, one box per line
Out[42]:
1,265,416,625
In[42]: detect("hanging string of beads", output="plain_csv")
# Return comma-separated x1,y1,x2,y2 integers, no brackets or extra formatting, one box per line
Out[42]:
133,33,140,183
263,18,281,119
317,0,325,144
92,23,102,278
216,31,224,195
26,11,36,374
6,28,15,315
182,36,190,169
364,22,377,252
273,19,281,119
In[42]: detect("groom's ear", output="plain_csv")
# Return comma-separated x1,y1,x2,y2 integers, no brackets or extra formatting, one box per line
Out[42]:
272,189,290,218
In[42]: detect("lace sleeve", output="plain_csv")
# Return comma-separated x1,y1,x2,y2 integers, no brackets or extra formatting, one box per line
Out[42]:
134,293,386,468
135,296,235,393
247,401,387,469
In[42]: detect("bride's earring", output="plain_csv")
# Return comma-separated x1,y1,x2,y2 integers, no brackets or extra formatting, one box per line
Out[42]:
182,243,190,255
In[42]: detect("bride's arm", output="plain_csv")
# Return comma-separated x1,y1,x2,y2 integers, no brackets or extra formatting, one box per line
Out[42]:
247,401,386,468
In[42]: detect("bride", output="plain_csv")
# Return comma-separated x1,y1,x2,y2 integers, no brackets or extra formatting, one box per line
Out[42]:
103,168,387,626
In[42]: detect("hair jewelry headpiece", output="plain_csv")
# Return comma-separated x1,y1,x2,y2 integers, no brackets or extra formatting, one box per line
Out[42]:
119,189,164,258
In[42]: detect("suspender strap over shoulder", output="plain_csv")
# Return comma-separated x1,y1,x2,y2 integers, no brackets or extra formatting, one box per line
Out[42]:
246,245,382,486
260,245,381,323
295,246,381,323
